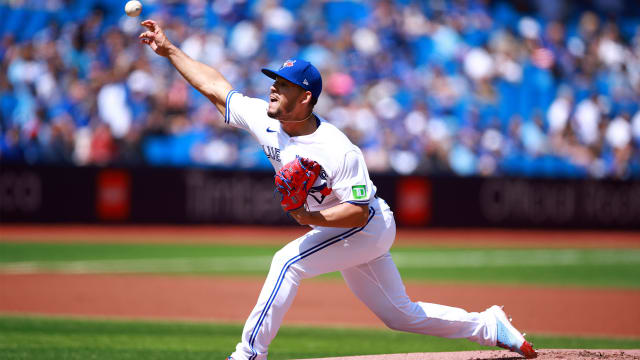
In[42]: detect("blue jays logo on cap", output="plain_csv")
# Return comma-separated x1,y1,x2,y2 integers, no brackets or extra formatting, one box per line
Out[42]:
262,58,323,100
281,59,296,69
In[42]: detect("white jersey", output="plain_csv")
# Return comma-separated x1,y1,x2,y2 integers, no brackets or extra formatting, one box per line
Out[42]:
225,90,376,212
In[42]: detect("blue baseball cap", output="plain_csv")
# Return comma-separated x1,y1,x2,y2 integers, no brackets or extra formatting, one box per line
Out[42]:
262,59,322,99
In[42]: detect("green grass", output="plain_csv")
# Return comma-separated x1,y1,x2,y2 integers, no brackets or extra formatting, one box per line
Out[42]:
1,243,640,287
0,243,275,276
1,315,639,360
0,243,276,263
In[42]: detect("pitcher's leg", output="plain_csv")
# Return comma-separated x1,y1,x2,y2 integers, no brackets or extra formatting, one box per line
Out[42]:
231,212,380,360
341,253,496,346
231,243,304,360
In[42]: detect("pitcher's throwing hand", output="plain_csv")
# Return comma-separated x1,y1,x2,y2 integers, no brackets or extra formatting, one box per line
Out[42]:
138,19,171,56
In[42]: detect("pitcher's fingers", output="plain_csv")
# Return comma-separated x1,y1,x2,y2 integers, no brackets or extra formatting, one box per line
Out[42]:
140,19,157,30
138,31,156,40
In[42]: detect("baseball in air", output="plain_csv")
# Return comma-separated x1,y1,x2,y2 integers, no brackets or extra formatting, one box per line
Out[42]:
124,1,142,17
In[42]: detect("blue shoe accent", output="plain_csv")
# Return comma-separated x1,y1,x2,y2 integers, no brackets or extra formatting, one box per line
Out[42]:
496,315,520,347
489,305,537,358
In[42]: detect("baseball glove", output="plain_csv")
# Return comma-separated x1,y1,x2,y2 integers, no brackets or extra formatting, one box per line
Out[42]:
275,156,322,211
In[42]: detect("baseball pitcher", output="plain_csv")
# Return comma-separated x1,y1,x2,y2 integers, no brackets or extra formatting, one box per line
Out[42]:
139,19,537,360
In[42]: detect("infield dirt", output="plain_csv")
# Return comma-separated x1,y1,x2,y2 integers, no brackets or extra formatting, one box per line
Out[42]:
2,225,640,248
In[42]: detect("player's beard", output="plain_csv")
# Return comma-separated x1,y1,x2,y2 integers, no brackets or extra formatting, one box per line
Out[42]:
267,96,297,120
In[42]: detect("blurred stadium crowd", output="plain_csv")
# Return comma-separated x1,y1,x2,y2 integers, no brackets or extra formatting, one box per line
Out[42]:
1,0,640,178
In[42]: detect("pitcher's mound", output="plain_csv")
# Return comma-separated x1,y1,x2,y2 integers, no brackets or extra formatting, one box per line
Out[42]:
299,349,640,360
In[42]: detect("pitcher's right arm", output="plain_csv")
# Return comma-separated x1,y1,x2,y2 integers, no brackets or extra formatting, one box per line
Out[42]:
139,19,232,116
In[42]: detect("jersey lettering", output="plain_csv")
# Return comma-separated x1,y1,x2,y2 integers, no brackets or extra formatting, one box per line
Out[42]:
262,145,281,162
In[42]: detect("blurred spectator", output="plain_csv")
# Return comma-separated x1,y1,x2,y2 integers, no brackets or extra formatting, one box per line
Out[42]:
0,0,639,179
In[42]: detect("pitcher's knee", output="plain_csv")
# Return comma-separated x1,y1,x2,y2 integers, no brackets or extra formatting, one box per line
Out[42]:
378,302,422,332
271,247,291,268
379,311,411,331
270,248,306,282
381,317,407,331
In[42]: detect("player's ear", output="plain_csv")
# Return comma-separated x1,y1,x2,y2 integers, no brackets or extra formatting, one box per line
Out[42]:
300,90,313,106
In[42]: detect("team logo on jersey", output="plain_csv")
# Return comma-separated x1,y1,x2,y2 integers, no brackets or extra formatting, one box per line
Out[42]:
281,59,296,69
309,184,332,204
351,185,367,200
308,169,331,204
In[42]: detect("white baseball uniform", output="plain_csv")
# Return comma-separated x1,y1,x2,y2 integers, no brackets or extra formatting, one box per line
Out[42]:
226,90,498,360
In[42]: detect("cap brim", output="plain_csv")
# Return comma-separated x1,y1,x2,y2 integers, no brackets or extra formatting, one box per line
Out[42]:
261,68,279,80
261,68,304,90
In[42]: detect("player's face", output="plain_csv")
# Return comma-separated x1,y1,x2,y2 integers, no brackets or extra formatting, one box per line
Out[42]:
267,77,305,119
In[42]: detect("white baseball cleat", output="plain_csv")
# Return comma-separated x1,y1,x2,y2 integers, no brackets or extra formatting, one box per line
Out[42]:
488,305,538,358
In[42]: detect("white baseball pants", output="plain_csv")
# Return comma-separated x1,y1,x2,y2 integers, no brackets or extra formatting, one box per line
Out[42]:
231,197,497,360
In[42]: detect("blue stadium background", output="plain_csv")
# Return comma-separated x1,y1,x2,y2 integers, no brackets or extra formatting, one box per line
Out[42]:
1,0,640,179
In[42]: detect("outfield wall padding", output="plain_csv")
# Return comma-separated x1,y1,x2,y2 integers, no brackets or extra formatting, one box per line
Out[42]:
1,165,638,229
